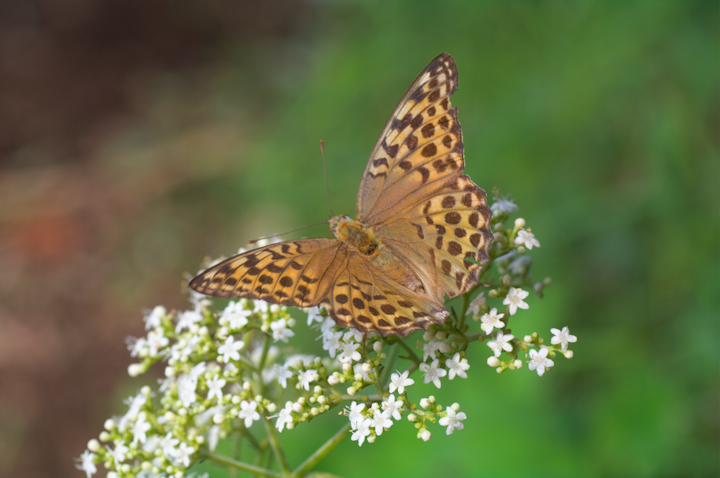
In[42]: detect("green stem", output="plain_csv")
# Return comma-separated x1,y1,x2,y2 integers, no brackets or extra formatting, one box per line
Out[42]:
258,333,272,374
205,452,281,478
377,342,400,391
291,423,352,478
263,416,291,476
393,337,421,365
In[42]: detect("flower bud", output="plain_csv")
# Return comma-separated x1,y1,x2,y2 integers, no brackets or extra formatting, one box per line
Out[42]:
451,403,461,412
517,246,526,255
287,318,296,327
487,356,501,367
311,407,320,416
367,435,376,443
543,277,552,286
564,350,574,359
141,385,151,396
513,360,523,369
408,413,417,422
494,223,506,232
292,402,304,413
488,289,498,298
342,363,352,373
213,413,224,424
164,411,176,422
318,395,327,405
270,304,280,313
524,335,533,343
420,398,430,409
266,403,277,413
347,386,357,395
128,363,144,377
87,439,100,452
514,218,526,228
354,373,364,381
165,366,176,377
438,342,451,353
328,375,339,385
373,342,383,354
501,275,511,286
423,331,435,341
99,431,111,442
421,429,431,441
104,419,116,431
361,363,372,373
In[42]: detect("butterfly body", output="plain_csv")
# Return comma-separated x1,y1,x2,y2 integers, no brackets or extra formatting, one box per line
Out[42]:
190,53,493,337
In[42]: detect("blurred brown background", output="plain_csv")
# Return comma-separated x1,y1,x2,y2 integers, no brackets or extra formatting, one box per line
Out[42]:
0,2,717,478
0,2,313,476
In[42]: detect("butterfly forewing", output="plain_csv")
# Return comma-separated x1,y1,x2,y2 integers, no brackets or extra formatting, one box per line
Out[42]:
189,239,347,307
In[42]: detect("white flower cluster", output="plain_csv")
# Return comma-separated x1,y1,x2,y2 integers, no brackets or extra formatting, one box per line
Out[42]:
76,198,576,476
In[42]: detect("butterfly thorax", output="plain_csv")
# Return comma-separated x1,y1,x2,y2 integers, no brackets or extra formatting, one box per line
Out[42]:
329,215,378,255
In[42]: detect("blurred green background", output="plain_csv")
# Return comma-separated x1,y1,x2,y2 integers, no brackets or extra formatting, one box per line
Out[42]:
0,2,716,477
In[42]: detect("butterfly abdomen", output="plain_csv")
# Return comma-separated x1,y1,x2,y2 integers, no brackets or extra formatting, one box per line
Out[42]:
330,215,378,255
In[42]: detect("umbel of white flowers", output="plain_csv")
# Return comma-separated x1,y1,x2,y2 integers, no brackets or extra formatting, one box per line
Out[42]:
76,195,577,478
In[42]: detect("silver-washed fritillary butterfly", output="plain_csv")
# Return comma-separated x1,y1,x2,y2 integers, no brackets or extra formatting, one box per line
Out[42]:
190,53,493,337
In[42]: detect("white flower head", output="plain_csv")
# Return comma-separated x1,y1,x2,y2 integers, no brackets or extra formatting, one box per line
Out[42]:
110,441,129,464
221,301,252,330
422,339,441,362
131,413,151,445
271,318,295,343
478,307,505,334
351,418,372,446
348,401,366,429
174,442,195,467
371,408,393,435
218,336,244,363
275,363,293,389
207,374,226,401
529,347,554,376
445,353,470,380
550,326,577,352
298,369,318,391
146,330,169,357
515,229,540,249
176,310,203,333
382,394,404,420
503,287,529,315
144,305,166,330
76,450,97,478
388,370,415,394
439,408,467,435
306,306,324,326
466,292,486,316
274,404,293,432
239,400,261,428
338,341,361,364
254,300,269,314
419,359,447,388
487,331,514,357
321,330,343,358
491,197,518,215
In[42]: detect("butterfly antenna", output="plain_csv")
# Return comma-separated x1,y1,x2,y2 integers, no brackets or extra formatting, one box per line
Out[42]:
248,221,329,245
320,140,334,217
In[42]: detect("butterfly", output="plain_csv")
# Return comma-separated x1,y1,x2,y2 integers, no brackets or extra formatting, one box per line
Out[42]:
190,53,492,337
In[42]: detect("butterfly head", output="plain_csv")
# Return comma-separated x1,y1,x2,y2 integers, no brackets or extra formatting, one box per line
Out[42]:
329,215,378,256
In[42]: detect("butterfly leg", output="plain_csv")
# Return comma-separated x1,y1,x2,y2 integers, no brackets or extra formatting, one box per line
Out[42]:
362,332,368,355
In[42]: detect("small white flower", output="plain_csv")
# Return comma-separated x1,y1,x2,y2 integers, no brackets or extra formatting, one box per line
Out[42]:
491,197,518,215
388,370,415,394
371,408,393,435
175,310,203,333
466,292,486,316
351,418,372,446
144,305,166,330
128,337,147,357
221,301,252,330
160,432,180,459
515,229,540,249
110,441,129,464
131,413,151,445
218,336,244,363
550,326,577,352
529,347,554,376
238,400,261,428
275,363,293,389
479,308,505,334
503,287,529,315
298,369,318,391
338,341,361,364
270,318,295,343
146,330,169,357
508,255,531,275
439,408,467,435
422,339,441,361
207,375,226,401
321,330,343,358
487,331,514,357
348,401,366,429
306,306,324,326
76,450,97,478
419,359,447,388
174,442,195,467
274,404,293,432
344,329,364,343
254,300,269,314
445,353,470,380
382,395,404,420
